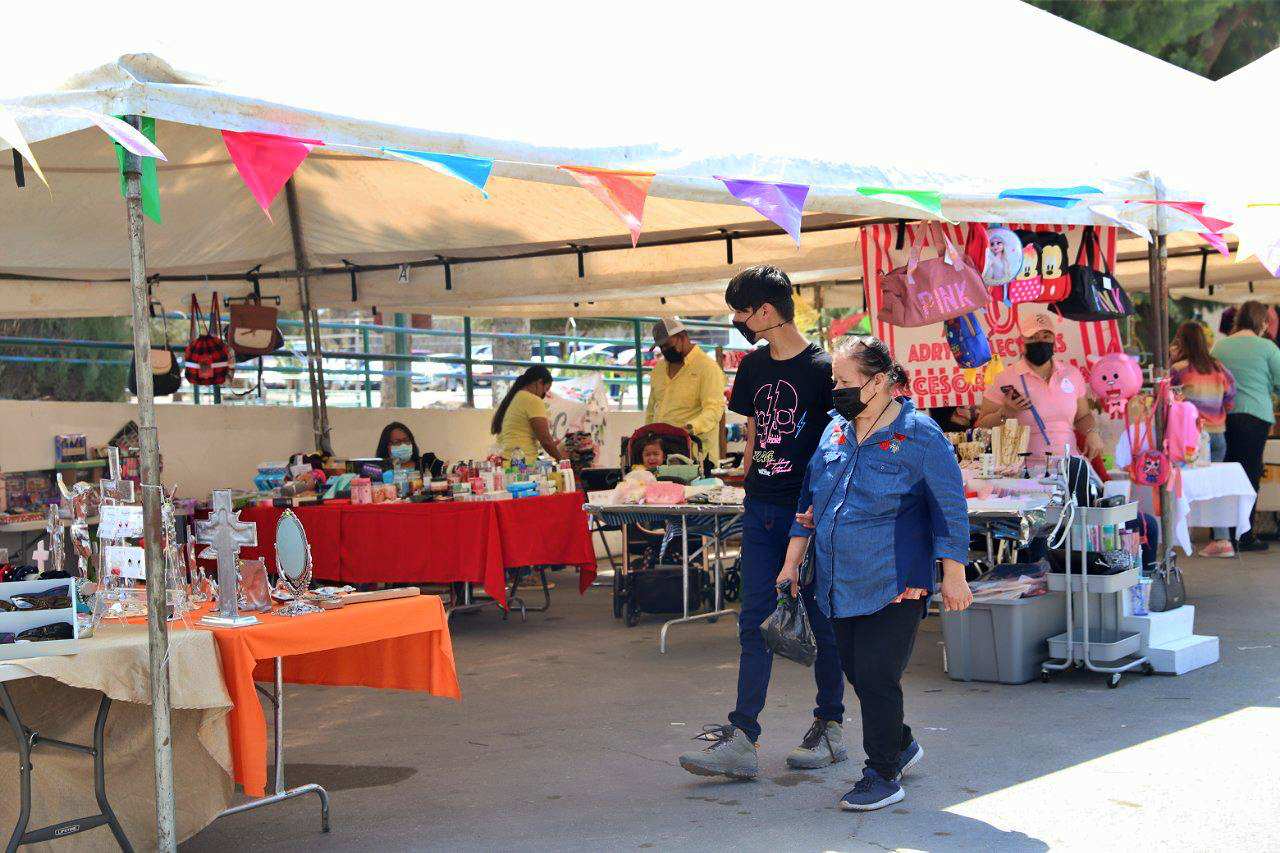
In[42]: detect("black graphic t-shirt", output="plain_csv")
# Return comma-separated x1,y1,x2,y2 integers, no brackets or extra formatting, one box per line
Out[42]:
729,343,833,507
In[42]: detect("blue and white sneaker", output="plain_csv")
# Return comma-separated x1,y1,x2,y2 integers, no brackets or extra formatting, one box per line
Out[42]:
895,740,923,780
839,768,904,812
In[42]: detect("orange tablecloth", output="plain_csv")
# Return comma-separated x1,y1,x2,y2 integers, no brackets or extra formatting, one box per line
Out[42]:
199,596,460,797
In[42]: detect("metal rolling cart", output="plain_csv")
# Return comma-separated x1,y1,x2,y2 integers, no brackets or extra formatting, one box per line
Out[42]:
1041,500,1154,688
583,503,740,653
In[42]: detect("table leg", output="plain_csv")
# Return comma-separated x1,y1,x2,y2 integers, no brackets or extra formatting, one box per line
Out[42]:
216,658,330,833
1,687,132,853
659,514,738,654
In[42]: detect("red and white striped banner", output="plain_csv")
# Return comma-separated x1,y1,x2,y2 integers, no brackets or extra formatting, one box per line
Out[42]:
860,222,1122,410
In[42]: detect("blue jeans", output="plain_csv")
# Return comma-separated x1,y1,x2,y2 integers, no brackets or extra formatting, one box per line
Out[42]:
1209,432,1229,540
729,498,845,743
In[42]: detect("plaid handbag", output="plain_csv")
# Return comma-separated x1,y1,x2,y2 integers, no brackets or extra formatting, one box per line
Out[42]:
183,293,233,386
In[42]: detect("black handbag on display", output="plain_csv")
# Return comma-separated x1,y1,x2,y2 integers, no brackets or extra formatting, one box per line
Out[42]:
127,311,182,397
760,543,817,667
1057,226,1134,322
1148,555,1187,613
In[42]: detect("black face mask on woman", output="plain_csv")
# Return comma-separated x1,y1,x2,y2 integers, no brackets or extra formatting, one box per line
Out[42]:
832,378,873,421
1023,340,1055,367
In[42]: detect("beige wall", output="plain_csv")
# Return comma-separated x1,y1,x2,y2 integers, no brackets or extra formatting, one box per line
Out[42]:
0,400,646,498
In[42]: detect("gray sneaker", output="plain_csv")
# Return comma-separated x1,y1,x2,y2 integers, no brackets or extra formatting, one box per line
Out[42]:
678,725,759,780
786,719,848,769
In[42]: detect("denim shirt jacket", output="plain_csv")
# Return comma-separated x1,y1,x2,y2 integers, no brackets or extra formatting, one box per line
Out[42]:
789,398,970,619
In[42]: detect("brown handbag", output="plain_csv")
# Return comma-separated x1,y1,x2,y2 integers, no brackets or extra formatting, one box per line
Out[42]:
227,299,282,358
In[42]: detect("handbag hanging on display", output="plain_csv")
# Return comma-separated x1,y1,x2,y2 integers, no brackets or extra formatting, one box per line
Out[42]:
1057,226,1134,321
877,223,988,328
127,308,182,397
1004,230,1044,305
227,294,283,361
183,293,234,386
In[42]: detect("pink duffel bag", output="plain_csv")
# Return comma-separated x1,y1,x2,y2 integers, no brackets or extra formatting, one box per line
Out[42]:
878,223,989,327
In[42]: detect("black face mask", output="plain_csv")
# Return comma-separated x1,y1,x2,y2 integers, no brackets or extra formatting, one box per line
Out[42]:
660,345,684,363
734,307,786,345
1024,340,1055,367
832,378,873,421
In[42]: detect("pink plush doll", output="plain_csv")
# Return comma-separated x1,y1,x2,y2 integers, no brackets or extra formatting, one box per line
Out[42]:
1088,353,1143,419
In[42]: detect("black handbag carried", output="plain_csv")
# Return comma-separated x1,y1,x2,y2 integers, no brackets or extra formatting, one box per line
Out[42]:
127,311,182,397
1057,226,1134,322
760,543,817,666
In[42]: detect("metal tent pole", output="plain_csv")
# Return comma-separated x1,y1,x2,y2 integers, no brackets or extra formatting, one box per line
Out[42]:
122,116,177,853
284,178,334,455
1147,182,1176,561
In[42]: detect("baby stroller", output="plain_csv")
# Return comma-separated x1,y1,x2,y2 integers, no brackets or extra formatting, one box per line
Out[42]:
612,424,742,625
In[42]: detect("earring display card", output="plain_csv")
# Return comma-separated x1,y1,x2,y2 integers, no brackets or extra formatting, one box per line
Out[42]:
0,578,81,661
103,546,147,580
99,504,144,539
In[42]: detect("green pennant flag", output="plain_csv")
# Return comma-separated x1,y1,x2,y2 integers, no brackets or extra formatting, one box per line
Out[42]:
856,186,945,218
114,115,161,223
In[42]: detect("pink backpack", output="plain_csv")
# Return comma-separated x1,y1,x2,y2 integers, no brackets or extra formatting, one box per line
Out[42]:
1164,399,1201,464
878,224,988,327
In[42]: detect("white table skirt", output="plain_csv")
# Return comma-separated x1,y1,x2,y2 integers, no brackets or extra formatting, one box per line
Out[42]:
1109,463,1256,555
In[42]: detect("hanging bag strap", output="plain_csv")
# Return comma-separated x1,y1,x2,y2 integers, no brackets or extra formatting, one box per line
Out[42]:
189,294,200,340
210,292,222,338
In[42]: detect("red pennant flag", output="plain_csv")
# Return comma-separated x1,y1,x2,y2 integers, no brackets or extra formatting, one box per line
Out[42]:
222,130,322,220
559,165,654,247
1126,199,1232,234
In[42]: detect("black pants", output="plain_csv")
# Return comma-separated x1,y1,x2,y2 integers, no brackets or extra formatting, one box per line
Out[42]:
831,598,925,781
1225,412,1270,540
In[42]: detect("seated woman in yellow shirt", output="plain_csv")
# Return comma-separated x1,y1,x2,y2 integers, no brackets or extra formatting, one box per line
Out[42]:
491,366,564,464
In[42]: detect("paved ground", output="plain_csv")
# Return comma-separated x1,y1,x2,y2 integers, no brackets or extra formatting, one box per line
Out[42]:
183,551,1279,852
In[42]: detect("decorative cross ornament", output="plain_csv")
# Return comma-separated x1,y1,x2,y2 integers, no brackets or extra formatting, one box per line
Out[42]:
100,446,136,504
31,539,50,574
195,489,259,627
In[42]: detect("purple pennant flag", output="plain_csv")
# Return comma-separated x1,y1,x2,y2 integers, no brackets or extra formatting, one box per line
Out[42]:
715,177,809,246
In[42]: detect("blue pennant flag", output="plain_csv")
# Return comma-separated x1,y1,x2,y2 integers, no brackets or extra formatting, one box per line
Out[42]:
998,185,1102,208
383,148,493,198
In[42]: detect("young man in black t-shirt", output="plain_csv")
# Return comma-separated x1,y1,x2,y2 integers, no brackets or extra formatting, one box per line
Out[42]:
679,266,847,780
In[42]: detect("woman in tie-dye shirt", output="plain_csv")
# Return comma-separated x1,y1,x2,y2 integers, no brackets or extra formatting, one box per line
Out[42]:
1170,321,1237,557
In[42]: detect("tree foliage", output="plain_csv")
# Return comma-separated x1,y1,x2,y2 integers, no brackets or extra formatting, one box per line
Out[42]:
0,317,131,402
1028,0,1280,79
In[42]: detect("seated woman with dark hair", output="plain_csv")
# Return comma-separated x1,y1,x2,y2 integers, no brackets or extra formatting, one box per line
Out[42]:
374,421,445,478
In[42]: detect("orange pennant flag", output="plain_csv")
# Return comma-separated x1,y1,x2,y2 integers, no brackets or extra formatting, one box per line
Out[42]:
559,165,655,247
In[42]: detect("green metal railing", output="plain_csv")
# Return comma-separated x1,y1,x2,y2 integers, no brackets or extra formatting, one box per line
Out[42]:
0,315,746,410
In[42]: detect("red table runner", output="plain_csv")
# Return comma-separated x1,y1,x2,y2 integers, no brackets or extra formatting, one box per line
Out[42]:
238,492,595,606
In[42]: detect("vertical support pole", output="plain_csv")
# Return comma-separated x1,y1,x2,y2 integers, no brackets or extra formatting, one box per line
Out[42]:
462,317,475,407
393,313,410,408
632,319,645,411
361,326,373,408
284,178,334,455
122,115,177,853
1147,184,1176,562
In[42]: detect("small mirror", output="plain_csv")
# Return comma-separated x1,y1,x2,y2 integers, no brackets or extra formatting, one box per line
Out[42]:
273,511,320,616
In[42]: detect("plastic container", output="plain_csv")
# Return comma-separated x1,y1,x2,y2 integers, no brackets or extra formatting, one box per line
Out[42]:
941,593,1066,684
1047,628,1141,662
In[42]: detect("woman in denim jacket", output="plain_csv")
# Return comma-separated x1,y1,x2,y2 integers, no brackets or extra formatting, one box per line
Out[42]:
777,336,972,813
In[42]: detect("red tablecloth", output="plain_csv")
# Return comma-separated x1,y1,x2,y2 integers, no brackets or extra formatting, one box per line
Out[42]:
237,492,595,607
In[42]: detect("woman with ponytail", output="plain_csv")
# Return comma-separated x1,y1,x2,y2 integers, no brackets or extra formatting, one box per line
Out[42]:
777,335,971,813
491,366,563,463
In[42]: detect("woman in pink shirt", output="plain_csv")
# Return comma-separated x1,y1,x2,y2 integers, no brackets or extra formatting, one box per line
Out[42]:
973,312,1102,463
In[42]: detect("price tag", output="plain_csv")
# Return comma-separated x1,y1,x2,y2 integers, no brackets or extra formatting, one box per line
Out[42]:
99,504,144,539
103,545,147,580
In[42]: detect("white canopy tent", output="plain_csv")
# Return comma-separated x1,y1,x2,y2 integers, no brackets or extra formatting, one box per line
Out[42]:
0,0,1258,321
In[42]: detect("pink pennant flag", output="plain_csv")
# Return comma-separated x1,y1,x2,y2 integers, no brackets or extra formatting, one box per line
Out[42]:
559,166,654,247
1127,200,1232,234
1199,232,1230,257
716,177,809,246
222,130,322,220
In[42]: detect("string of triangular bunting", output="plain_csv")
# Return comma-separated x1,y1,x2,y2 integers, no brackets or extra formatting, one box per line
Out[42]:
7,104,1280,275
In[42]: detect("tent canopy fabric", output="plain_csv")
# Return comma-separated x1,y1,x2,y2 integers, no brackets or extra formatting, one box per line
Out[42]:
0,1,1268,318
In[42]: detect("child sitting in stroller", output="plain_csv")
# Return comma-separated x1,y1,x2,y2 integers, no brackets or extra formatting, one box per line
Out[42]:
640,435,667,470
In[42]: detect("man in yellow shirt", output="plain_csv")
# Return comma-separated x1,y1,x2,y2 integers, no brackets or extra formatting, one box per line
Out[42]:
645,317,727,463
